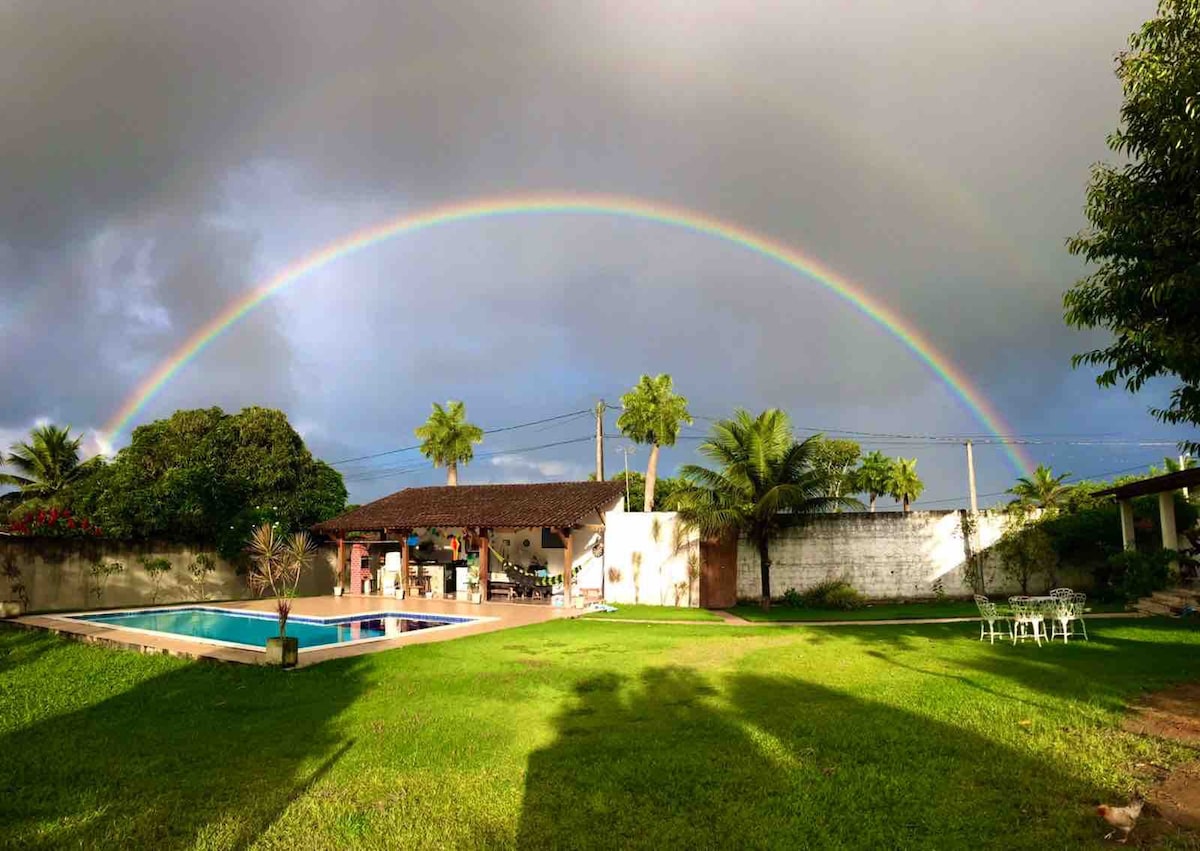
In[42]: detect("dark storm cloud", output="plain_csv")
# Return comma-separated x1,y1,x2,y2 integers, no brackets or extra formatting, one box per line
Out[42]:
0,0,1175,503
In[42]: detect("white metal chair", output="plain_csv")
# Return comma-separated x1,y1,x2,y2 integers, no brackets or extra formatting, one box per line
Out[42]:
1049,592,1088,643
1048,587,1074,601
1009,596,1045,646
973,595,1011,644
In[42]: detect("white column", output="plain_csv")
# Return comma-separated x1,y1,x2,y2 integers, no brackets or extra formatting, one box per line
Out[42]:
1159,491,1179,552
1119,499,1136,551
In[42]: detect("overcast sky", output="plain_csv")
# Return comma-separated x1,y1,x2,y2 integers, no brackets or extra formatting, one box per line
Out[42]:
0,0,1191,508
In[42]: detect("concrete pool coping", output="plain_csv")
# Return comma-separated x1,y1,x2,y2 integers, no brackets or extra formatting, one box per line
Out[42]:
13,595,576,667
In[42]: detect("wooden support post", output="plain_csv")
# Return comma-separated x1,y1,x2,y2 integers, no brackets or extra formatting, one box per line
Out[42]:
1119,499,1136,551
478,529,490,603
336,538,345,590
401,534,410,598
558,527,574,609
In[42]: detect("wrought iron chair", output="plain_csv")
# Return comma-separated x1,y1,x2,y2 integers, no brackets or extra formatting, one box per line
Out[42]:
973,595,1011,644
1009,596,1045,646
1049,592,1089,642
1048,587,1074,601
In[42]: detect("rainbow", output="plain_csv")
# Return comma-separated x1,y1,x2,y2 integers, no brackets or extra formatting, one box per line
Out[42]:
101,192,1034,474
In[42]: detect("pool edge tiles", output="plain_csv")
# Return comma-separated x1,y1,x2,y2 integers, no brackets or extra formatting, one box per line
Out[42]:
53,605,486,654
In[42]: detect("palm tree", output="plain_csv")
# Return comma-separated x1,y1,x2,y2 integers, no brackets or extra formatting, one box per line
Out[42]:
617,374,692,511
670,409,857,611
414,401,484,486
246,525,316,639
855,450,894,512
1,425,86,498
887,457,924,512
1008,464,1073,510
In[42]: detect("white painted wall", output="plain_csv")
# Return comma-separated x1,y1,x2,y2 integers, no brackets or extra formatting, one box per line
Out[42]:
602,511,700,607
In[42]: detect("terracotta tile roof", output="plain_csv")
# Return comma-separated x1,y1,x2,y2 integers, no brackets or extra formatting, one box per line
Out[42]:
312,481,625,534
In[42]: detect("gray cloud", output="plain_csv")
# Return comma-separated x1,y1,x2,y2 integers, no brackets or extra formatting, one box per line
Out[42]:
0,0,1180,504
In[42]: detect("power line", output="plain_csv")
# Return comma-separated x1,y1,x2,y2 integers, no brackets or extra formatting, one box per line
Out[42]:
329,409,590,466
917,460,1166,508
342,435,596,483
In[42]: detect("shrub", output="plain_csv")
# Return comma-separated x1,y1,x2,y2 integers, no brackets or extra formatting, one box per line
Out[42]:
1104,550,1176,602
781,587,804,608
799,579,864,611
9,507,102,538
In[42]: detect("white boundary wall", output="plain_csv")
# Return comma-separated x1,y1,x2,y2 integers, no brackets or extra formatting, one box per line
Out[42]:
602,512,700,607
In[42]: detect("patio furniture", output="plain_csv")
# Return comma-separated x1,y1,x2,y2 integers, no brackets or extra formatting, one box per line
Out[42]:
1009,596,1046,646
973,595,1011,644
1048,587,1074,600
1049,592,1089,643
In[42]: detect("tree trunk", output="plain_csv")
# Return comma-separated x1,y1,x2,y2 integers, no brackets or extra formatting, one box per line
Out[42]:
447,463,458,486
903,495,910,512
869,493,877,513
758,538,772,611
644,443,660,512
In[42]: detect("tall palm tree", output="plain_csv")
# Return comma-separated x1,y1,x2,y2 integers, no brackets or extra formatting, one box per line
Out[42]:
670,409,858,611
1,424,86,498
1008,464,1073,510
887,457,924,512
855,450,894,512
414,401,484,486
617,374,692,511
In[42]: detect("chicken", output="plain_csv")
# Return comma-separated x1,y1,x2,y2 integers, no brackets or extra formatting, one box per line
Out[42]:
1097,796,1144,843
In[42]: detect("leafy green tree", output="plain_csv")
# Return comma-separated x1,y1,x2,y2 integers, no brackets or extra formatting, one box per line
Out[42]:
1,424,89,498
1150,454,1195,476
1064,1,1200,450
1008,464,1074,511
670,409,857,611
617,375,693,511
69,407,345,558
855,450,895,512
414,401,484,486
886,457,924,512
808,438,861,505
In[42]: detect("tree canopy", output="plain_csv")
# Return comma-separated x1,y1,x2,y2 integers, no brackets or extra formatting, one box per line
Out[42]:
807,437,861,503
1064,1,1200,449
1,425,90,498
886,458,924,512
1008,464,1074,511
414,401,484,486
854,450,895,512
671,409,857,610
616,375,692,511
63,407,346,557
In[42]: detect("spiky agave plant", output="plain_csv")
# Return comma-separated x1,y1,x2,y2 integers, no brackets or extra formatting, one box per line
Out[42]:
247,525,316,638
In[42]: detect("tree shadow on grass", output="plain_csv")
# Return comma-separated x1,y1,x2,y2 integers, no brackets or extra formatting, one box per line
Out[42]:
516,665,1109,849
0,641,367,850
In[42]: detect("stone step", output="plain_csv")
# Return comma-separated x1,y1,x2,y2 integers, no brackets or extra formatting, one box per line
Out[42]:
1151,590,1200,606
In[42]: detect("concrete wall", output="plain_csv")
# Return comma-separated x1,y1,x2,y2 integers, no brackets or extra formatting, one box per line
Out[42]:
603,512,700,607
0,537,335,614
734,510,1092,601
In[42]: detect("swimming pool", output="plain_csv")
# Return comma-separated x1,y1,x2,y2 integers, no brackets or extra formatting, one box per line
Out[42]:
67,606,477,652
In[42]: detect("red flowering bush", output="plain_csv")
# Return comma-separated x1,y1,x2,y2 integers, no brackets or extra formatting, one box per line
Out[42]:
9,507,102,538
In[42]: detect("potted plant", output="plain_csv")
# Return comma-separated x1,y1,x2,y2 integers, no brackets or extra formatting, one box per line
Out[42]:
330,553,344,597
247,524,316,668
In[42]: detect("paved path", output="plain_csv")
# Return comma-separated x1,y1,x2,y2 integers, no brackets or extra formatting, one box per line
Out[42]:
583,611,1145,628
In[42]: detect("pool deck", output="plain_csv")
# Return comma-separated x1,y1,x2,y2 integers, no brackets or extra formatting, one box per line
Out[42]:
14,595,575,667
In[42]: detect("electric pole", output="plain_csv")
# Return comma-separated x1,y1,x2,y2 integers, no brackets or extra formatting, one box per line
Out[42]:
965,440,978,513
595,399,606,481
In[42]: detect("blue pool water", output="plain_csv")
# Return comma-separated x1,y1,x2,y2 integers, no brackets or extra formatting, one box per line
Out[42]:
73,607,472,650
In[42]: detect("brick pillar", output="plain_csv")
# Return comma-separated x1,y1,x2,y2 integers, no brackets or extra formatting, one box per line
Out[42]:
350,543,371,593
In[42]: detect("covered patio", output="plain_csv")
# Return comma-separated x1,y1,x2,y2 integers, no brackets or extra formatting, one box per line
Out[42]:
312,481,625,608
1095,466,1200,557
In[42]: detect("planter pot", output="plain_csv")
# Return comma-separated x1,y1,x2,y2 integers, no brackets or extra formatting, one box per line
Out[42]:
362,580,372,595
333,586,344,597
456,590,468,602
0,601,24,618
265,636,299,668
469,591,482,604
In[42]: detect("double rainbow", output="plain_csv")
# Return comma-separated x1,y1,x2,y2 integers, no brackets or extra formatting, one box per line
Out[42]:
101,192,1032,474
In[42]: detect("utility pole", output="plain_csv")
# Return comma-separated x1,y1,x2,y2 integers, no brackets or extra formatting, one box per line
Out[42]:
965,440,978,513
595,399,606,481
619,445,637,508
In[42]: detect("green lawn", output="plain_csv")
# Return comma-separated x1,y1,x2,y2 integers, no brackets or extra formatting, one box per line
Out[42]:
2,617,1198,849
581,603,724,621
729,598,1130,622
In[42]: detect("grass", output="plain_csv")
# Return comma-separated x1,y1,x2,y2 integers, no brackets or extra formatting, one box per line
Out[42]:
2,616,1199,848
580,603,724,621
729,598,1130,622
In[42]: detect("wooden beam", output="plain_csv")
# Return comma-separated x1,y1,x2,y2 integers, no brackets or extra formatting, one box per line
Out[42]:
557,527,574,609
336,538,345,590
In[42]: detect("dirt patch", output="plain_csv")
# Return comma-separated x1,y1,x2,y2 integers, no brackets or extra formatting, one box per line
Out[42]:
1124,682,1200,745
1123,682,1200,841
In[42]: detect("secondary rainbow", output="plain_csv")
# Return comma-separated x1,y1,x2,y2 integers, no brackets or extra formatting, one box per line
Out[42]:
101,192,1034,474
